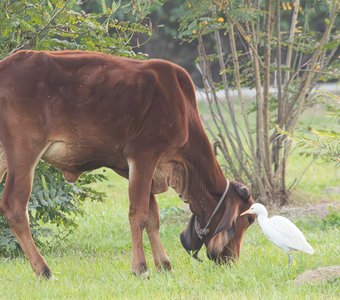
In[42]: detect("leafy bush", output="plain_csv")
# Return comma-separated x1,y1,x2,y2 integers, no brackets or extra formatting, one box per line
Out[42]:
296,95,340,167
321,209,340,229
0,0,151,59
0,163,107,256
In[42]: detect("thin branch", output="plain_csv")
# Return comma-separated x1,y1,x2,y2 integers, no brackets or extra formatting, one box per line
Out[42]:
284,0,300,85
288,158,315,191
214,27,244,160
262,0,273,185
197,62,236,169
197,34,254,182
225,12,264,68
204,122,239,178
273,0,283,180
228,21,256,160
287,2,339,132
248,15,273,191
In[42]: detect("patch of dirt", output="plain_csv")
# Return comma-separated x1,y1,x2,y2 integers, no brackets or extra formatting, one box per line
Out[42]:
277,201,340,219
294,265,340,285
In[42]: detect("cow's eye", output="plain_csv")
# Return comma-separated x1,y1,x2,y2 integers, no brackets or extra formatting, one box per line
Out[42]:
248,216,255,225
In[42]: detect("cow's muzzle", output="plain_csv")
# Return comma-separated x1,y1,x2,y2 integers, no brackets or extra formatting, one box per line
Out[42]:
206,229,236,263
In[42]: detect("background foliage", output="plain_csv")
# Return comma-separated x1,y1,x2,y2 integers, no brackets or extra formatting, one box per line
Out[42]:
172,0,339,205
296,94,340,167
0,165,107,256
0,0,152,58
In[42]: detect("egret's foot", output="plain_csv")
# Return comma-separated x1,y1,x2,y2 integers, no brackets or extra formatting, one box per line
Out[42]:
287,253,293,266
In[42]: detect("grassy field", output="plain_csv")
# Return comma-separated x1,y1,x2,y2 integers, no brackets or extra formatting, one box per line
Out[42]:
0,99,339,299
0,166,339,299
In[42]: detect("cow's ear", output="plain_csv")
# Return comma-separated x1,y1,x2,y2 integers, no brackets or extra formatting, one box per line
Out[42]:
180,215,203,260
212,183,241,240
233,182,250,200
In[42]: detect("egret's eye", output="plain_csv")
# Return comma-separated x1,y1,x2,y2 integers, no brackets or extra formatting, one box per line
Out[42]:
248,216,255,225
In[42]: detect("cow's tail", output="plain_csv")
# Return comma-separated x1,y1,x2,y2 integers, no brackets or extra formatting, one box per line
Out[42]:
0,60,6,181
0,141,7,183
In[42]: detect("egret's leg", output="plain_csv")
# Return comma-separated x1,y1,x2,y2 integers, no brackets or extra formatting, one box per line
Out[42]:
287,252,293,266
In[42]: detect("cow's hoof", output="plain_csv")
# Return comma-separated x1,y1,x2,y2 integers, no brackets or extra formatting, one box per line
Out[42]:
157,260,172,272
38,266,53,279
134,270,150,279
132,262,148,277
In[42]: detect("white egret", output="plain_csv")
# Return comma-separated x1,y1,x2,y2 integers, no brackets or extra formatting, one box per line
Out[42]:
241,203,314,265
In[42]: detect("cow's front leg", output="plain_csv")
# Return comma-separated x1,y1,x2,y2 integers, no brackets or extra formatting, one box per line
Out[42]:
127,155,158,275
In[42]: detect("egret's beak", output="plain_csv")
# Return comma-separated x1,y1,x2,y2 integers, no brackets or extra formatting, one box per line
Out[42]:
240,208,253,216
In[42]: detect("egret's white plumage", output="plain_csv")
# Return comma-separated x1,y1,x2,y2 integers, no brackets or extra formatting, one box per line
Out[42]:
241,203,314,265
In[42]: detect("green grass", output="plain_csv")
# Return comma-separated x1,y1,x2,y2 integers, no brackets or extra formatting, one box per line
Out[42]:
0,100,339,298
0,170,339,299
286,155,340,201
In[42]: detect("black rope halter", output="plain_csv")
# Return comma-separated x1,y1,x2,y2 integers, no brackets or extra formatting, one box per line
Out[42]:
194,180,230,240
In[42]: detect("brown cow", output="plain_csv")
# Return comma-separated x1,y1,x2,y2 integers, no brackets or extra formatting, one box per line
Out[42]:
0,50,254,278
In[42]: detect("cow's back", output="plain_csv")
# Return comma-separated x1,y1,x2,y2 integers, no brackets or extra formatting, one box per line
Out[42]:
0,50,196,174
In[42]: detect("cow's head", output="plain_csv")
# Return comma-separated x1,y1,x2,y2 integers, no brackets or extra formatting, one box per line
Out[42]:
180,181,255,263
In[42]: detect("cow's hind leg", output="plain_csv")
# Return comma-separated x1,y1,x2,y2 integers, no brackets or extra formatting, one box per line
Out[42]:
0,150,51,278
146,194,171,271
0,143,7,182
127,154,160,275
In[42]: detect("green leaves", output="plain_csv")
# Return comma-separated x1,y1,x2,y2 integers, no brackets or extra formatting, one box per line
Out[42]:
321,209,340,229
0,162,108,256
0,0,151,58
296,127,340,167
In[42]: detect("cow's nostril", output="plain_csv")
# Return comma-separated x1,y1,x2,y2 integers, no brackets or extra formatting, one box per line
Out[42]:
207,249,233,265
207,249,221,262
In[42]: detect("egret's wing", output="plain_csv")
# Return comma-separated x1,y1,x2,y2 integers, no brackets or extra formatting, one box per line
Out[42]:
261,216,313,253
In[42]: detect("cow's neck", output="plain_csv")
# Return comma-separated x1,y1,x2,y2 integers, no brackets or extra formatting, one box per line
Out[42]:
174,123,226,218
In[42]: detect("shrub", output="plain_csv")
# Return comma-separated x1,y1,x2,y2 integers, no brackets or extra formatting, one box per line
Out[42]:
0,163,107,256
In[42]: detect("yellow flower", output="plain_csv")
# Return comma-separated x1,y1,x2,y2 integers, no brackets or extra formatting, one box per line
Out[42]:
294,26,302,33
217,17,224,23
282,3,287,10
245,35,251,43
287,2,292,10
293,2,302,10
192,30,197,34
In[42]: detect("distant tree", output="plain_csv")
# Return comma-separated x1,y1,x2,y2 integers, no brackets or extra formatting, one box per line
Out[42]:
178,0,339,205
